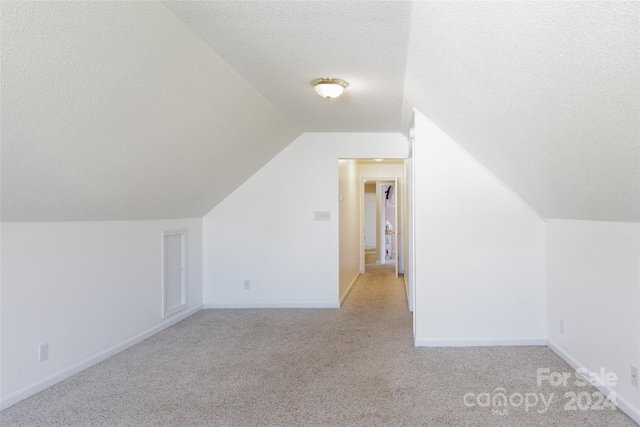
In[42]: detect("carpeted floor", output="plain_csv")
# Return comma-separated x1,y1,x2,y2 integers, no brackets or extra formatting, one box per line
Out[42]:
365,250,377,264
1,264,636,426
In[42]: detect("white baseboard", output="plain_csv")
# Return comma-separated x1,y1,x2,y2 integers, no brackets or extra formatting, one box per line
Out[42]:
203,302,340,309
0,304,202,411
548,339,640,425
415,337,548,347
339,273,360,306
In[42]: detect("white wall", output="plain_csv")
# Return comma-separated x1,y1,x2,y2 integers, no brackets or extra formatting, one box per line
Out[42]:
404,158,413,314
202,133,407,308
0,218,203,409
546,219,640,422
338,160,360,303
413,110,546,346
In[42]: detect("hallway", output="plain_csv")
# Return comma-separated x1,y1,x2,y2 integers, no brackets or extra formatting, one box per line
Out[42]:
1,266,634,426
343,263,408,315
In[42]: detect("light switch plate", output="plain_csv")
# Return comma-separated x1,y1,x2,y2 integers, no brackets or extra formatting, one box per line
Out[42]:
39,343,49,362
315,211,330,221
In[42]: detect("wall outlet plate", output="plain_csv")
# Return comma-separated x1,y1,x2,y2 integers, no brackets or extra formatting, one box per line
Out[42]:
631,365,638,388
39,343,49,362
559,319,564,335
244,280,250,290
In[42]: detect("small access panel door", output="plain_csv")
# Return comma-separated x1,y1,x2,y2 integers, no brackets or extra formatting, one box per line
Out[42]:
163,229,187,318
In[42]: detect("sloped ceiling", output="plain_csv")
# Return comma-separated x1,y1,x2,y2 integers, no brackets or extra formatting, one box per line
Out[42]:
404,1,639,222
1,1,301,221
161,1,412,132
2,1,638,222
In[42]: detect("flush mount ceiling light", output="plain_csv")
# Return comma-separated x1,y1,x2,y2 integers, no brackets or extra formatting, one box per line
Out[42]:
374,158,383,162
310,78,349,100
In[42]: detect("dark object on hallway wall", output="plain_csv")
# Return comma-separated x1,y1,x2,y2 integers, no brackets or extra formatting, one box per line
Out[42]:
385,185,393,200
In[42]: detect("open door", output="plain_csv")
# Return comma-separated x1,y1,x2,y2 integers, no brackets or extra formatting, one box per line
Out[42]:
394,177,399,278
380,180,399,277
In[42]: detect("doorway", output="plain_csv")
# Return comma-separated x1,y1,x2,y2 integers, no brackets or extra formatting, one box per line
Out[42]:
338,158,410,311
380,181,398,270
359,171,404,273
361,178,399,277
363,182,377,264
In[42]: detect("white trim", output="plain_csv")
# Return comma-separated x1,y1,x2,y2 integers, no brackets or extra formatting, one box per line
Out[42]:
548,339,640,425
0,304,202,411
340,273,360,306
415,337,548,347
203,302,340,309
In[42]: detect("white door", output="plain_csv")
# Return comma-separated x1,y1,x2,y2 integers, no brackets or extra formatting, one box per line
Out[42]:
379,182,387,265
163,230,187,318
393,178,399,278
364,193,377,249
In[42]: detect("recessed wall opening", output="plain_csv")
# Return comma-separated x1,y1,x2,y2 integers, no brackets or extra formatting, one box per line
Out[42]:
338,158,411,312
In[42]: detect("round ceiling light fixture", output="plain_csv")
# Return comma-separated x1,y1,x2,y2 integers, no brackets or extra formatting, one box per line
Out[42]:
310,78,349,100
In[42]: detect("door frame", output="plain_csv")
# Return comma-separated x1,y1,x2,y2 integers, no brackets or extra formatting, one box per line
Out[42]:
359,176,403,274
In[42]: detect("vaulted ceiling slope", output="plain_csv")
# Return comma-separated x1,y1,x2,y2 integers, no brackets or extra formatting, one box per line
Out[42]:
404,1,639,222
2,1,638,223
1,1,301,221
161,1,412,133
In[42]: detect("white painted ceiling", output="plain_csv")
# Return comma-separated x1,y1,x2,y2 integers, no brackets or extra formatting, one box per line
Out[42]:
1,1,300,221
404,1,639,222
358,160,404,165
161,1,412,133
2,1,638,222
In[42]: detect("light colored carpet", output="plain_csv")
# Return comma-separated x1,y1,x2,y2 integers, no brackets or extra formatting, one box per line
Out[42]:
1,265,636,426
365,250,377,264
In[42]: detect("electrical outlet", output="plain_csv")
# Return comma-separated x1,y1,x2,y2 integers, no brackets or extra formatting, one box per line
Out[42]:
631,365,638,388
559,319,564,335
244,280,250,290
39,343,49,362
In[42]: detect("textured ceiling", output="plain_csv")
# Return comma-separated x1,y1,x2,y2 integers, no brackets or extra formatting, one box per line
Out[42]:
404,1,639,222
2,1,639,222
161,1,412,133
1,1,300,221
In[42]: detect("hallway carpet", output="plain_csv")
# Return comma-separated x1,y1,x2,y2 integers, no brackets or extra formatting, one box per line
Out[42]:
365,250,377,264
1,265,635,426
